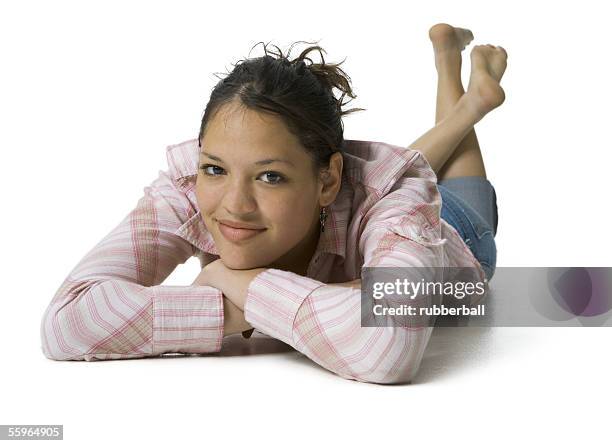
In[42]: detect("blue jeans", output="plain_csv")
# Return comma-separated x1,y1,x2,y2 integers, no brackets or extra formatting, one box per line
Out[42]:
437,177,498,281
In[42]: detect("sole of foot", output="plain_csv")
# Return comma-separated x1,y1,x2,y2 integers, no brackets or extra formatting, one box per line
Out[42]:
465,44,508,119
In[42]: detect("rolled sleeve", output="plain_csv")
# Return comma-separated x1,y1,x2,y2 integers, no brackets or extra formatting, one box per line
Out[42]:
152,285,224,355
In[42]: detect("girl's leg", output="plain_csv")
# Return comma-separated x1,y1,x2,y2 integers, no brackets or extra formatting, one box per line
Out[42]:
409,23,507,176
430,24,486,180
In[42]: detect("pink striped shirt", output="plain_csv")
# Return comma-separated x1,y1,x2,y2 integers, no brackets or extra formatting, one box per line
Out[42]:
40,138,486,383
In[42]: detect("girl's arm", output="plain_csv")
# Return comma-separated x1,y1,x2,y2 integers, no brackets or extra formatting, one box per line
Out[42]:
40,169,227,361
240,221,443,384
214,152,485,384
192,260,362,312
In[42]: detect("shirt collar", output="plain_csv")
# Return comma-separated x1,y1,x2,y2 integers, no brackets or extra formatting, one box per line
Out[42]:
175,210,219,255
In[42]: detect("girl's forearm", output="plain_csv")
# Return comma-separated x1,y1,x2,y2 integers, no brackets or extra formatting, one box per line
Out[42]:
223,279,359,338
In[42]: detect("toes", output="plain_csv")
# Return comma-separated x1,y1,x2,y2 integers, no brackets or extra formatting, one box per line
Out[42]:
477,44,508,57
462,29,475,47
471,45,484,54
456,26,474,41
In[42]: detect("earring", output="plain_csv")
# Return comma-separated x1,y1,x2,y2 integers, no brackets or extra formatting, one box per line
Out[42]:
319,206,328,233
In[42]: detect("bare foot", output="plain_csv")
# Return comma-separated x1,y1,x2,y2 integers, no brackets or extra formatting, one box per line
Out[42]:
429,23,474,72
429,23,474,52
464,44,508,120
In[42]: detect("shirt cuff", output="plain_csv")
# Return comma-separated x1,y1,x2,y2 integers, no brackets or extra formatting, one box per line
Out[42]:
151,285,224,355
244,269,325,346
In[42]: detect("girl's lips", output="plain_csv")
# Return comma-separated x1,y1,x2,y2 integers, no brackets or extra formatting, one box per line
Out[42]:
218,221,266,243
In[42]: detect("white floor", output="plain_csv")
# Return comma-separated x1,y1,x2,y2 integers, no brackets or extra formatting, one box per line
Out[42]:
4,259,607,445
5,324,610,445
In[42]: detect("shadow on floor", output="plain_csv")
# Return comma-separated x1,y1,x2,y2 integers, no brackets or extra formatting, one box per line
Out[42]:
212,324,495,385
413,325,494,384
214,331,295,357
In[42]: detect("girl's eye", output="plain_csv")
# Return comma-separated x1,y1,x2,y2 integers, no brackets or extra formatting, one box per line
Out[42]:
199,164,285,185
200,164,225,176
260,172,284,185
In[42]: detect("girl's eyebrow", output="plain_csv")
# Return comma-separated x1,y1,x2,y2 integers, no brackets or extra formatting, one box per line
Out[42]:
199,151,295,167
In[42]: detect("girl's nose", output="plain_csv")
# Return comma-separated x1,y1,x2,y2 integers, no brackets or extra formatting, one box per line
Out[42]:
223,184,257,215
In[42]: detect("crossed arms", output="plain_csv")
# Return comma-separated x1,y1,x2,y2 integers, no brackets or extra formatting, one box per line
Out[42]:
40,165,442,384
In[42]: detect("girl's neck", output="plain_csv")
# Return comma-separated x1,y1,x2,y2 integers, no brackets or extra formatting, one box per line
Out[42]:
268,222,321,276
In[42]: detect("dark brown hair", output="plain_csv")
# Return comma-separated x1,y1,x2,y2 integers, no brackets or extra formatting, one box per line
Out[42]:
197,40,366,175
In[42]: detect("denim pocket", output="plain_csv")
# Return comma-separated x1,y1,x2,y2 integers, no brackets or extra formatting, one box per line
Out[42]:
466,212,494,241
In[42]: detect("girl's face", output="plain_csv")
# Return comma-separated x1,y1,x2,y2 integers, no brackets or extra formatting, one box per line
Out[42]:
196,100,326,272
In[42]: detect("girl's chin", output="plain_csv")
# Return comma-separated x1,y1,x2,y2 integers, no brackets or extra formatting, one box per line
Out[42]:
219,253,269,270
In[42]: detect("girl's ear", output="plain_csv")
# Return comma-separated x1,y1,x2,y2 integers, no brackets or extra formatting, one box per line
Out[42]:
319,152,343,207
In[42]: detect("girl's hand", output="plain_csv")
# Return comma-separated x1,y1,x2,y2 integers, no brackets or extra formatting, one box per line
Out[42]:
191,259,267,311
191,258,228,288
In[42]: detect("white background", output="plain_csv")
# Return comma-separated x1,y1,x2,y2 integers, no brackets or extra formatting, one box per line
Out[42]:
1,0,610,444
